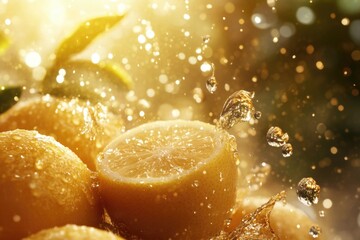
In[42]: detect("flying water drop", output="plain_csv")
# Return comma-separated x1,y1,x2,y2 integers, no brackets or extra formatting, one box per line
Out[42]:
309,225,321,238
206,63,218,94
266,126,289,147
218,90,258,129
297,177,320,206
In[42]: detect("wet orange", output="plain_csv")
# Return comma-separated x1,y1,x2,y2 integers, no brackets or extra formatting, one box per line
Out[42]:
96,120,239,239
0,95,124,170
0,129,102,240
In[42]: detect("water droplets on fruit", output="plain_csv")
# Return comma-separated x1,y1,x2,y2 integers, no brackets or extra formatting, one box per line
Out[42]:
309,225,321,238
218,90,259,129
297,177,320,206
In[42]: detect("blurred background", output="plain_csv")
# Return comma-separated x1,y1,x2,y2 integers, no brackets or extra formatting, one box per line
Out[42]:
0,0,359,239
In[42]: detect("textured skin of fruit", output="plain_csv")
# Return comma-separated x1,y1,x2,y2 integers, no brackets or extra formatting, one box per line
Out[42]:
0,130,102,240
0,95,124,170
23,224,125,240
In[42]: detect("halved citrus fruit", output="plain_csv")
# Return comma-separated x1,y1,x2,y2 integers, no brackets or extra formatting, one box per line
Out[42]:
23,224,125,240
96,120,239,239
0,95,124,170
0,129,102,240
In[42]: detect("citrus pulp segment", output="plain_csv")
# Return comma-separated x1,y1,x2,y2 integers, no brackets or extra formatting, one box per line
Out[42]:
96,120,239,239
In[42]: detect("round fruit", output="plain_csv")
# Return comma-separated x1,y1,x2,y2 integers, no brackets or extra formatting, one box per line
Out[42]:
0,129,102,240
96,120,239,239
227,196,324,239
0,95,124,170
23,224,125,240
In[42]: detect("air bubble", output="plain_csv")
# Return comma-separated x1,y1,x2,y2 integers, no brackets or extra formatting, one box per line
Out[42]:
297,177,320,206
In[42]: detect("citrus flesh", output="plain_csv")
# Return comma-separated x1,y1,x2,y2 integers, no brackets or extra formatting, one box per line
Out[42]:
23,224,125,240
0,129,102,240
96,120,239,239
0,95,124,170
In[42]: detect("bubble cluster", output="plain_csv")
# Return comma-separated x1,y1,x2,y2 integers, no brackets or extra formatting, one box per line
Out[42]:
218,90,259,129
296,177,320,206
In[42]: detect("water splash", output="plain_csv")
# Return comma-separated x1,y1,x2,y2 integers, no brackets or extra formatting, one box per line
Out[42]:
296,177,320,206
211,191,286,240
218,90,258,129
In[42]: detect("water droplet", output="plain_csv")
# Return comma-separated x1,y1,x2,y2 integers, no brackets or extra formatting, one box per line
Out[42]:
266,126,289,147
218,90,258,129
206,76,218,94
281,143,293,157
297,177,320,206
35,159,44,170
309,225,321,238
202,35,211,44
319,210,325,217
254,111,262,120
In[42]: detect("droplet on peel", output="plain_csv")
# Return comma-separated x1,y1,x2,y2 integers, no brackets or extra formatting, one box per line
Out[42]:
206,76,218,94
266,126,289,147
297,177,320,206
309,225,321,238
281,143,293,157
218,90,258,129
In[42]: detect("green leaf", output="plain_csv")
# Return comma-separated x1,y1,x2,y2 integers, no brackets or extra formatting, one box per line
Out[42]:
42,60,133,103
54,15,125,64
0,86,22,114
0,31,10,55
